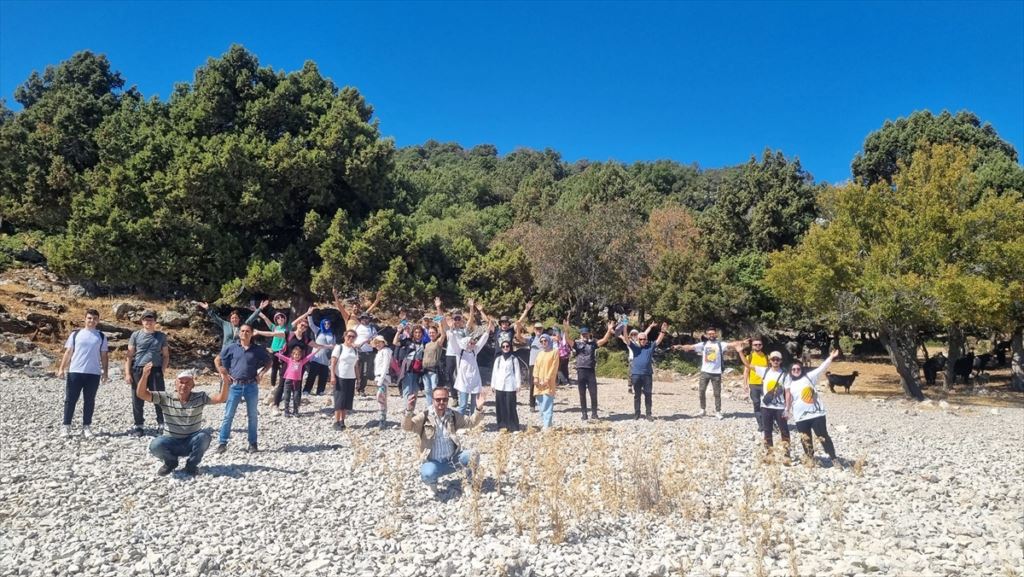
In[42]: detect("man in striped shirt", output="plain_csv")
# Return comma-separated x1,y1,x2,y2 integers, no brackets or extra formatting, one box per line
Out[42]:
136,363,230,476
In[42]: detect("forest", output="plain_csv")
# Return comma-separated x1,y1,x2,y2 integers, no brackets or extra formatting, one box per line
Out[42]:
1,46,1022,398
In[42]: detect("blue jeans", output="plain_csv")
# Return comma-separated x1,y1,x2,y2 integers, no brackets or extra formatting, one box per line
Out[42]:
402,372,420,410
420,449,476,485
422,371,438,398
218,382,258,445
537,394,554,428
458,391,478,416
150,431,212,468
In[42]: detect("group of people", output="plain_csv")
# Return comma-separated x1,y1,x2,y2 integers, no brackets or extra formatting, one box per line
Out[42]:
57,296,845,485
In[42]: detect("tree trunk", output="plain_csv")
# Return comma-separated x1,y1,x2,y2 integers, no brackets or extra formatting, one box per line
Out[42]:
880,324,925,400
944,324,964,392
1011,327,1024,392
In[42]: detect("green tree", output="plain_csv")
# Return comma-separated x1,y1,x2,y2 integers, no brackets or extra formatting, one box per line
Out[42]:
767,144,1024,399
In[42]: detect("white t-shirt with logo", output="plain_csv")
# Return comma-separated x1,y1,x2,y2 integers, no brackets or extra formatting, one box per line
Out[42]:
692,340,727,374
751,366,788,410
785,358,833,422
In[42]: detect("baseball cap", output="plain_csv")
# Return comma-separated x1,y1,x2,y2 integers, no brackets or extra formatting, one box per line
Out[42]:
141,310,157,320
533,322,543,328
769,351,783,360
580,326,591,334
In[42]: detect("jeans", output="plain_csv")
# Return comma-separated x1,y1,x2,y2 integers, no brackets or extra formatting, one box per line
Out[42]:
537,394,554,428
422,371,439,398
358,350,376,393
130,366,165,428
577,367,598,417
795,416,836,459
420,450,475,485
749,385,763,431
218,382,259,445
150,431,212,468
402,372,420,411
282,379,302,415
699,371,722,411
632,374,653,416
458,391,478,416
63,373,100,425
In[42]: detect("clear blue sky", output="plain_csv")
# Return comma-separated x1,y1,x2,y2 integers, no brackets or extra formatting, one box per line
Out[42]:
1,1,1021,183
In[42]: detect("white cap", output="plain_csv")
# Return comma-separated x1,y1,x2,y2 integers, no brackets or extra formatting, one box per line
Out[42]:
176,370,195,381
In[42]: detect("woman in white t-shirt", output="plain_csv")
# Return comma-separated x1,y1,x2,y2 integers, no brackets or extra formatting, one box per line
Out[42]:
784,348,840,464
329,329,360,431
737,345,791,456
490,339,523,431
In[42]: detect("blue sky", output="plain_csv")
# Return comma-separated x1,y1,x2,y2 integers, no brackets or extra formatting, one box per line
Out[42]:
1,1,1021,183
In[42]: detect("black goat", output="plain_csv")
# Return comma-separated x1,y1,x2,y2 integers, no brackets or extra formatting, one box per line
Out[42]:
825,371,859,393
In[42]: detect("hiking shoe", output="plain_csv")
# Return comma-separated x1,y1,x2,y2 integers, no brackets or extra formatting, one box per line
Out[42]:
634,413,642,420
591,412,599,421
581,413,588,421
715,411,724,420
184,463,199,476
379,420,387,431
59,425,71,438
82,426,95,438
157,462,176,476
214,443,227,454
130,427,144,438
246,443,259,453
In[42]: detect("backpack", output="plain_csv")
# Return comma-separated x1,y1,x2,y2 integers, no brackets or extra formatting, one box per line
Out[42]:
71,329,106,349
389,355,401,379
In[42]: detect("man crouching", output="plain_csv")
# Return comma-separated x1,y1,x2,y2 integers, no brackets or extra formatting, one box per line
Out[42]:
136,363,229,476
402,385,485,496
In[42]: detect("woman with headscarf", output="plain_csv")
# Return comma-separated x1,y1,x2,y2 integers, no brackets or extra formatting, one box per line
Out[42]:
784,348,841,465
304,315,336,396
532,334,560,429
490,338,523,431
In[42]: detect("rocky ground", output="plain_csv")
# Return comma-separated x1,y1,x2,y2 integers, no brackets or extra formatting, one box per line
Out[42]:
1,364,1021,577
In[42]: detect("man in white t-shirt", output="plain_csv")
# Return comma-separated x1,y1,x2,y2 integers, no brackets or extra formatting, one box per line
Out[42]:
57,309,109,438
674,327,744,419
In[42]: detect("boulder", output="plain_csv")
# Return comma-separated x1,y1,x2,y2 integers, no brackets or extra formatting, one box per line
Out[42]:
96,322,133,339
13,246,45,264
67,285,88,298
111,302,142,320
0,314,34,334
26,312,61,328
158,310,190,329
19,297,66,313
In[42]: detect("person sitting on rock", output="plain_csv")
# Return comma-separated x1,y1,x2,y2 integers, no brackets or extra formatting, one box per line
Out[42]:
135,364,230,476
402,385,484,496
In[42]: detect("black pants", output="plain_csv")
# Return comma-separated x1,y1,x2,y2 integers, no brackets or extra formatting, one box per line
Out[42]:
270,354,284,389
632,374,653,417
63,373,100,426
749,385,763,431
282,379,302,414
528,364,536,408
358,351,376,394
795,416,836,459
577,368,598,417
494,390,520,431
762,407,790,447
130,366,165,428
304,362,330,395
699,371,722,411
444,355,458,402
557,357,570,385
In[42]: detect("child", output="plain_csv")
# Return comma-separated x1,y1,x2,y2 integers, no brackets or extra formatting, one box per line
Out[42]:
275,344,318,416
371,335,393,430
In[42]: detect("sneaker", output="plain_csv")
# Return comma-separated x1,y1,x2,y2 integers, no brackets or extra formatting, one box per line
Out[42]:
379,420,387,431
214,443,227,454
715,411,724,420
130,427,144,438
591,412,599,421
59,425,71,438
82,426,95,438
184,463,199,476
581,413,588,421
695,409,706,417
284,412,293,418
628,386,633,394
646,414,655,422
333,421,344,431
634,413,642,420
246,443,259,453
157,462,176,476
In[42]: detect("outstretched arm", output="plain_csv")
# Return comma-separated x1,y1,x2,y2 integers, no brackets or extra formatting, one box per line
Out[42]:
333,288,351,325
364,290,382,314
244,300,267,327
596,321,615,347
655,322,669,346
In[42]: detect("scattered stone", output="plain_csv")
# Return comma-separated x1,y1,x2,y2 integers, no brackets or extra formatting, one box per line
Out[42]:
157,310,190,329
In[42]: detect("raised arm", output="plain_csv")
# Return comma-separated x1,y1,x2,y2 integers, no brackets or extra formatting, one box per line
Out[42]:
643,322,657,337
806,348,841,383
293,305,315,326
364,290,382,314
466,298,478,330
135,363,154,403
596,321,615,347
244,301,267,328
655,322,669,346
209,371,231,404
734,342,752,369
515,301,533,332
198,302,227,327
333,288,351,325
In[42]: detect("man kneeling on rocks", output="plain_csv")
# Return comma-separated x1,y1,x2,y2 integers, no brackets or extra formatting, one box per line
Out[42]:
402,385,485,495
136,364,229,476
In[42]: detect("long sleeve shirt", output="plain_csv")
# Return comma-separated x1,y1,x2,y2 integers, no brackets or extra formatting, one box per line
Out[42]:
209,308,261,353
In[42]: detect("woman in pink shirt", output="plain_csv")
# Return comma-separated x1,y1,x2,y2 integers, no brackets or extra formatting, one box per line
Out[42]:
275,345,318,416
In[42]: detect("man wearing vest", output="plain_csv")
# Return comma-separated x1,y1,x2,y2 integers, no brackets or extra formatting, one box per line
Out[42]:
58,309,109,438
744,338,769,431
402,386,485,497
674,327,744,419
